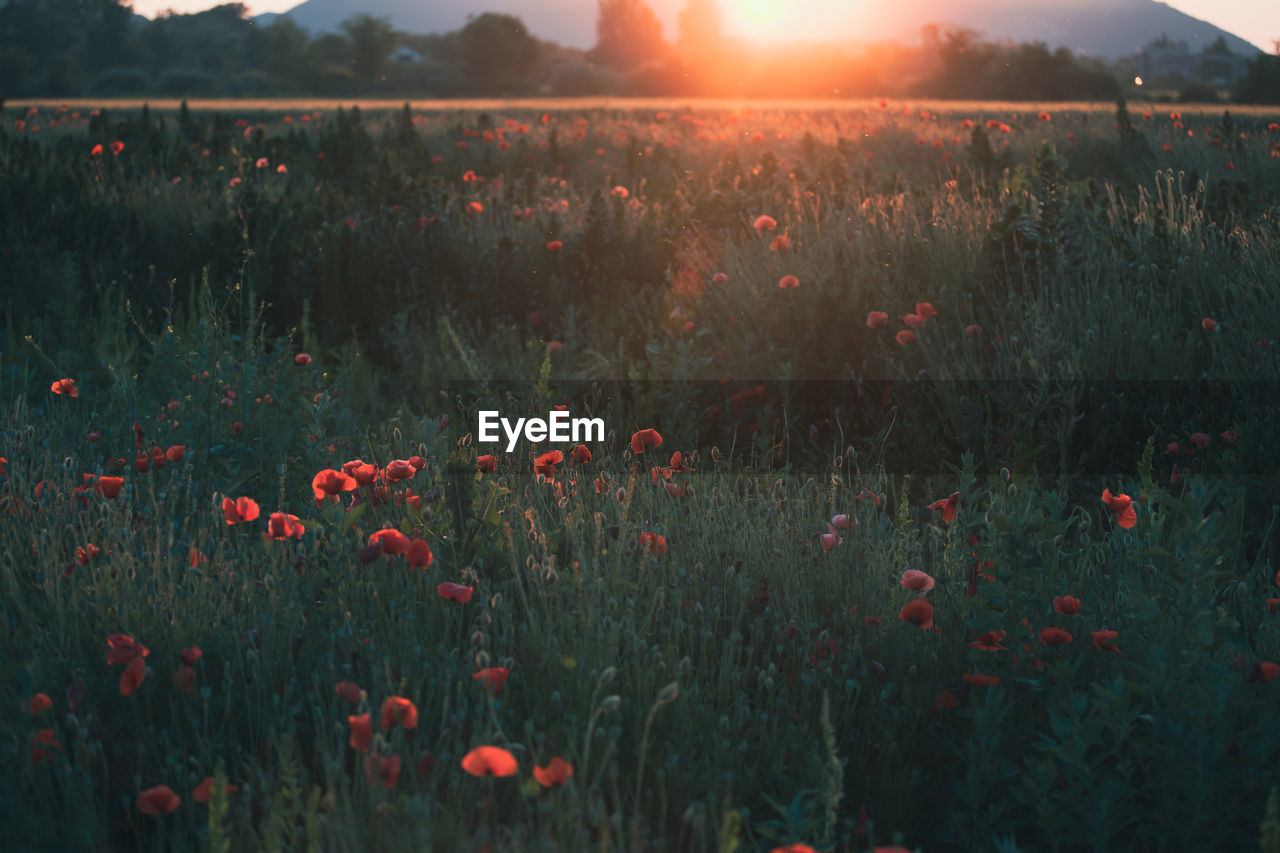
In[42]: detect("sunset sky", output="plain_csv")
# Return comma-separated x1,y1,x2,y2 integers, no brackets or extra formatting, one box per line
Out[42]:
125,0,1279,52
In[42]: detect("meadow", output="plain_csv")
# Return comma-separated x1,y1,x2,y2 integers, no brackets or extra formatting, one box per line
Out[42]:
3,96,1280,852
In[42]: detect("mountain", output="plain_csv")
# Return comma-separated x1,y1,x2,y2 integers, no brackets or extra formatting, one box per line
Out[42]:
257,0,1261,58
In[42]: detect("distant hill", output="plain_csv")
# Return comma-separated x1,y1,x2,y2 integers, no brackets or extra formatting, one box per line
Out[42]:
255,0,1260,58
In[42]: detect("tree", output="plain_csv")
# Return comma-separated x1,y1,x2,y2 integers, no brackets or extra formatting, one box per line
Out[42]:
592,0,666,71
455,13,540,94
341,15,394,88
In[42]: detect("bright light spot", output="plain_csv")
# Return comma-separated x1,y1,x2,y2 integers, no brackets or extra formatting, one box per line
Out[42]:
1134,76,1144,86
732,0,786,40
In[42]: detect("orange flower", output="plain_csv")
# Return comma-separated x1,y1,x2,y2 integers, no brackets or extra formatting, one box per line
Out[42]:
866,310,888,328
312,469,357,504
630,428,663,454
899,569,935,591
192,776,238,803
1101,489,1136,529
438,581,474,602
335,681,364,704
23,693,53,715
348,713,373,751
137,785,180,815
534,450,564,478
364,752,401,789
928,491,959,523
222,496,260,525
777,274,799,289
51,378,79,397
265,512,304,540
1039,627,1072,646
899,599,934,629
370,528,410,555
533,756,574,787
380,696,419,730
477,454,498,473
98,476,124,499
1052,595,1081,615
405,538,434,569
461,745,518,777
1091,630,1121,654
473,667,510,695
962,672,1000,687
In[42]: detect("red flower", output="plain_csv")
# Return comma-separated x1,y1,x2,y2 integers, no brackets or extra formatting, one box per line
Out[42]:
545,240,563,252
370,528,410,555
770,235,790,251
770,846,816,853
476,454,498,473
899,599,934,629
969,630,1007,652
1039,627,1072,646
1091,630,1121,654
165,445,185,462
753,214,777,234
120,656,147,696
1052,595,1081,615
342,460,379,486
384,459,416,481
534,450,564,478
461,745,518,777
90,143,103,156
380,696,419,730
1248,662,1280,684
928,491,959,523
265,512,304,540
438,581,474,602
29,728,61,766
570,444,592,464
23,693,53,715
51,378,79,397
533,756,574,787
137,785,180,815
896,330,915,345
180,647,202,666
97,476,124,499
630,428,663,454
364,752,401,789
348,714,373,751
294,352,312,365
107,634,149,665
638,532,667,556
222,496,260,525
777,274,799,289
1201,317,1217,331
914,302,938,321
962,672,1000,687
110,140,124,156
1101,489,1136,529
312,469,356,504
335,681,364,705
405,539,433,569
192,777,238,804
1189,432,1210,450
473,667,510,695
866,310,888,328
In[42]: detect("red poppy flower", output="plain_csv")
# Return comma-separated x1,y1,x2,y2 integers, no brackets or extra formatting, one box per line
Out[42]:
120,656,147,696
638,532,667,556
192,777,238,804
770,846,816,853
137,785,180,815
461,745,518,777
899,599,934,629
1052,595,1081,615
1201,317,1217,331
76,544,101,565
335,681,364,704
348,713,373,751
50,378,78,397
23,693,53,715
820,525,842,553
438,581,474,602
165,445,185,462
265,512,304,540
1101,489,1136,529
405,538,433,569
770,235,790,251
170,663,195,694
1248,662,1280,684
970,630,1007,651
473,667,510,695
1091,630,1121,654
98,476,124,499
110,140,124,155
294,352,311,365
380,695,419,730
534,450,564,478
384,459,416,481
1189,432,1210,450
370,528,410,555
477,454,498,473
777,274,800,289
570,444,592,464
222,496,260,525
312,469,357,504
866,310,888,328
928,492,959,524
545,240,563,252
962,672,1000,687
29,728,61,766
107,634,149,665
364,752,401,789
1039,627,1072,646
90,143,103,156
630,429,663,454
753,214,777,234
342,460,379,486
180,647,202,666
896,330,915,345
533,756,574,787
929,689,959,714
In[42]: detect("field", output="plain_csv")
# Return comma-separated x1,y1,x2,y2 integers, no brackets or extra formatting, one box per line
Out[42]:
4,97,1280,852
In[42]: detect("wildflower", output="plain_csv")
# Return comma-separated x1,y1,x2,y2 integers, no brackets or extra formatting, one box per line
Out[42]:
965,324,983,335
533,756,574,787
380,696,419,730
405,539,433,569
137,785,180,815
295,352,312,365
222,496,260,525
900,569,935,591
110,141,124,155
753,215,777,234
348,714,373,751
896,330,915,345
312,469,357,504
638,532,667,556
1189,432,1210,450
1091,630,1121,654
461,745,518,777
545,240,563,252
29,729,61,766
962,673,999,687
611,186,629,198
335,681,364,705
777,274,799,288
534,449,564,477
570,444,592,465
1248,662,1280,684
265,512,304,540
820,524,842,553
928,491,960,523
370,528,410,556
1201,317,1217,331
51,378,78,397
898,599,934,629
91,143,103,156
473,667,510,695
97,476,124,499
192,777,238,803
770,235,790,251
384,459,416,481
22,693,53,715
630,428,663,454
343,460,379,486
1039,627,1072,646
866,311,888,328
970,630,1007,651
438,582,474,602
1100,489,1136,529
364,752,401,789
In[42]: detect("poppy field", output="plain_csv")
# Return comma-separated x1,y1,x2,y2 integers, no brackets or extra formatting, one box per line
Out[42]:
5,98,1280,852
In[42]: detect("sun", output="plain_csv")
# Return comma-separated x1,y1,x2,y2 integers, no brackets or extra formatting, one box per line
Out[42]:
729,0,787,41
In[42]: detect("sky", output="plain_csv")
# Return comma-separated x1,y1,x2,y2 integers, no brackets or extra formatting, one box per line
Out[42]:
124,0,1279,52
